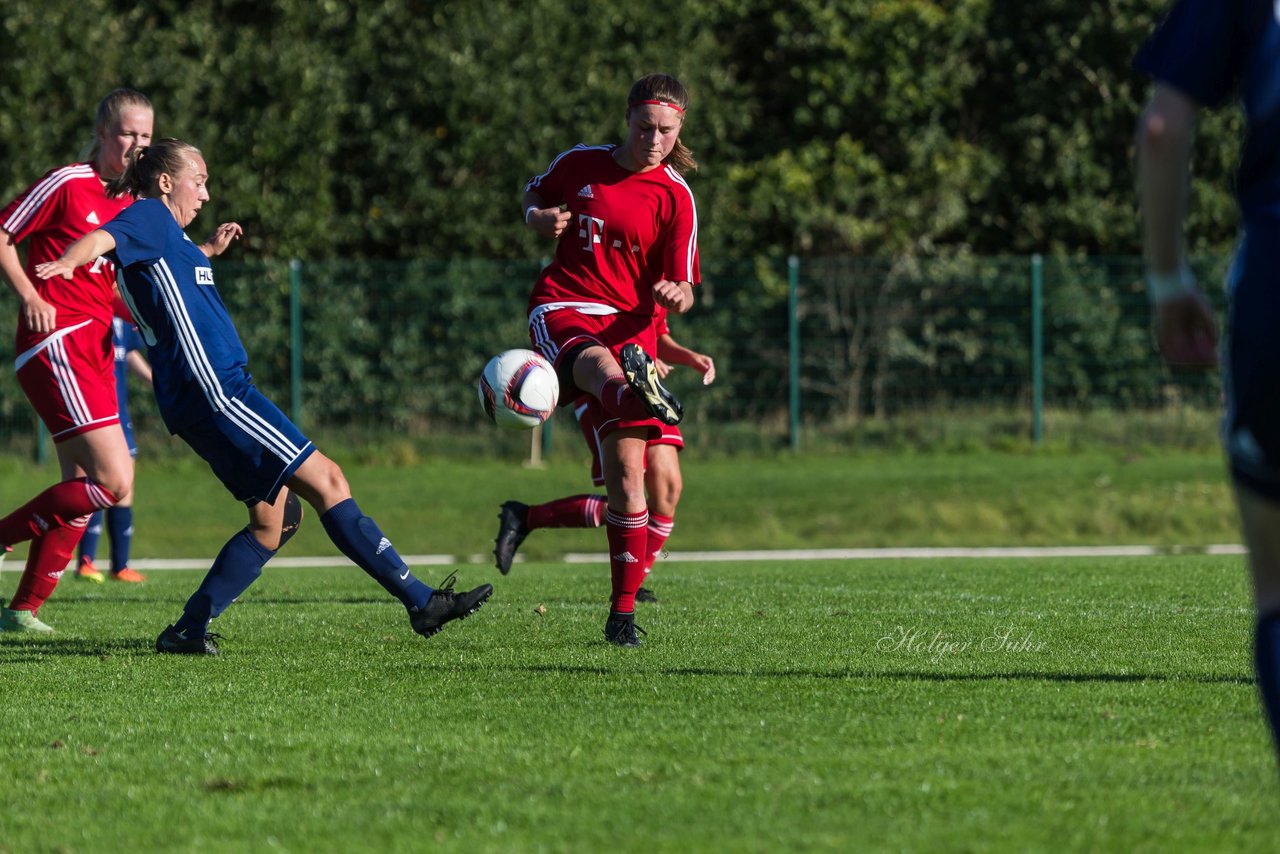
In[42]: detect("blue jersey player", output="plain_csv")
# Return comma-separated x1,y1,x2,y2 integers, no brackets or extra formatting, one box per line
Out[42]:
1136,0,1280,765
36,138,492,654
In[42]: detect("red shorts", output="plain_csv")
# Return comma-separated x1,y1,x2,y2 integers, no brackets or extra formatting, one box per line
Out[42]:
15,320,119,442
529,303,661,437
574,396,683,487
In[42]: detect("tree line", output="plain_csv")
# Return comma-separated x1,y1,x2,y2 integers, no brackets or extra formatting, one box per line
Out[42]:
0,0,1240,265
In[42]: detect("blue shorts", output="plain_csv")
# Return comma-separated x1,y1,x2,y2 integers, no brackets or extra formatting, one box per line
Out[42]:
176,387,315,505
1225,224,1280,500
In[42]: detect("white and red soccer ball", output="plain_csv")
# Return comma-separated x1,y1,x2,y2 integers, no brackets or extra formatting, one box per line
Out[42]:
478,349,559,429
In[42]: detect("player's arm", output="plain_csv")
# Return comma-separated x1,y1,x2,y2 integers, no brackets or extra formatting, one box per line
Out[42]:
33,229,118,281
521,190,571,238
656,331,715,384
0,230,58,334
1136,83,1217,367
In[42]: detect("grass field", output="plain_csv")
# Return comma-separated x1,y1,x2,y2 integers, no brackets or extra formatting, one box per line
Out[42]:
0,554,1273,852
0,446,1241,561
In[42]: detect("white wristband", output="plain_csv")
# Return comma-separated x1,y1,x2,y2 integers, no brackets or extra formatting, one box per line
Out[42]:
524,206,537,225
1144,264,1196,304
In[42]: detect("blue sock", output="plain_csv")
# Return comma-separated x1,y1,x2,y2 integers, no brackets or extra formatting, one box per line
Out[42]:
1257,613,1280,761
78,511,103,564
320,498,432,610
174,528,275,635
107,506,134,572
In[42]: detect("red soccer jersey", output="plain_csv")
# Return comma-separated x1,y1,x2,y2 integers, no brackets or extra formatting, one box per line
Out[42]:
1,162,134,351
654,305,670,337
526,144,699,316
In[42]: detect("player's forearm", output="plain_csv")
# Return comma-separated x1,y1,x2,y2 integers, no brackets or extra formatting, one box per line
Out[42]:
0,234,38,302
1138,86,1196,276
521,190,546,224
59,229,118,271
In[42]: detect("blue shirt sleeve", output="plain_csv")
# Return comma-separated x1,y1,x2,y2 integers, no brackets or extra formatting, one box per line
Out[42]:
1133,0,1251,107
103,198,170,267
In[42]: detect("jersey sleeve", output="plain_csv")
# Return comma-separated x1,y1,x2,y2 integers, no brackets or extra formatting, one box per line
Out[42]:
525,145,588,206
660,177,700,285
103,200,168,267
0,168,65,241
1133,0,1247,107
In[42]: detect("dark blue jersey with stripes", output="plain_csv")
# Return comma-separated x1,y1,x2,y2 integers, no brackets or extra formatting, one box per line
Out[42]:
102,198,251,433
1134,0,1280,219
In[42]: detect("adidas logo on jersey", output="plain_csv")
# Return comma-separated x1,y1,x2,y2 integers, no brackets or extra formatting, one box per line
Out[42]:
85,211,100,225
577,184,595,199
612,551,639,563
376,537,393,555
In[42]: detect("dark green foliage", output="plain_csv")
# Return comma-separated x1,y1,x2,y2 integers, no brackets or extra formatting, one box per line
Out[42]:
0,1,1240,261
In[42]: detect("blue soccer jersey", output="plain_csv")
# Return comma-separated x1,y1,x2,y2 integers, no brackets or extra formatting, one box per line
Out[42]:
1134,0,1280,218
103,198,251,433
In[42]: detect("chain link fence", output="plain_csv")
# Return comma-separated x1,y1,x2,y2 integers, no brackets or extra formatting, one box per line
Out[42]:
0,255,1228,458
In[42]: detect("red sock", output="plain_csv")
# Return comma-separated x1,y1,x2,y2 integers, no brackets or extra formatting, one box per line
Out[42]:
606,507,649,613
644,513,674,576
527,495,606,530
597,376,649,421
9,517,89,612
0,478,117,546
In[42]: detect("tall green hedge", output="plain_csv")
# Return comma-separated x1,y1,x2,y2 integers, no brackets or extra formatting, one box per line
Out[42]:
0,1,1239,262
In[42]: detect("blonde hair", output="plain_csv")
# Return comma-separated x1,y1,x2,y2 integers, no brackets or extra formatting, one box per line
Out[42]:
627,73,697,174
81,88,153,163
107,138,201,200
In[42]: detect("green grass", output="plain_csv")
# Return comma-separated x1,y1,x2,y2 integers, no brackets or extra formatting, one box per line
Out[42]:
0,556,1273,852
0,447,1239,561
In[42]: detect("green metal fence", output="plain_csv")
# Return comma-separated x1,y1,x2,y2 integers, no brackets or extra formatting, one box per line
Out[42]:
0,255,1227,459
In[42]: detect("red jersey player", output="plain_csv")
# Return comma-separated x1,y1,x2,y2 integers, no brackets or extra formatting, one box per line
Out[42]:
494,308,716,606
521,73,700,647
0,89,154,632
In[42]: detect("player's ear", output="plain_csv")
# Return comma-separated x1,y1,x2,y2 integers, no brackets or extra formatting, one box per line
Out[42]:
157,172,174,194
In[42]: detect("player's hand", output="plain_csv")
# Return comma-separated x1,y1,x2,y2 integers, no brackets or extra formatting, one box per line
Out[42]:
528,208,572,239
1153,290,1217,368
690,353,716,385
201,222,243,258
20,292,57,333
655,357,672,379
34,260,75,281
653,279,692,312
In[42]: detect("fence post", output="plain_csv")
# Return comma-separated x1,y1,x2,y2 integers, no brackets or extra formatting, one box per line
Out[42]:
289,259,303,426
788,255,801,451
1031,253,1044,444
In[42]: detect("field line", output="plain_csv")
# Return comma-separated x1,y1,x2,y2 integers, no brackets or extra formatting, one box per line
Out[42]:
115,543,1246,571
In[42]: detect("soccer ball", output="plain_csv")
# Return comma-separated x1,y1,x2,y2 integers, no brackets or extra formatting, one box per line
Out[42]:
478,349,559,429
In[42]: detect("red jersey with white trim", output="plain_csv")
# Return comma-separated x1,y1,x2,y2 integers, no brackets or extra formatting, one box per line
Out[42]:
1,162,133,351
526,144,699,315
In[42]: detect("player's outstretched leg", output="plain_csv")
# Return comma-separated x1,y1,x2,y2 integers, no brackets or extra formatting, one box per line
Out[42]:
620,344,682,426
493,501,530,574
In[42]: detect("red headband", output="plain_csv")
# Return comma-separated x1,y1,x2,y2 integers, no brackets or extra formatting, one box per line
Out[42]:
630,99,685,114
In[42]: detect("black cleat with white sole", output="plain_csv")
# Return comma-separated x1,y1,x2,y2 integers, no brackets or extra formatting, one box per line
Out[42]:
620,343,683,425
